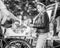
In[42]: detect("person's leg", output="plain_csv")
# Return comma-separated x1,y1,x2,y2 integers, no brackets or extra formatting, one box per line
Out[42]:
36,33,48,48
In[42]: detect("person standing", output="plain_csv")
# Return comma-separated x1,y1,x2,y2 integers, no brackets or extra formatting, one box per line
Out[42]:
33,2,49,48
0,0,20,36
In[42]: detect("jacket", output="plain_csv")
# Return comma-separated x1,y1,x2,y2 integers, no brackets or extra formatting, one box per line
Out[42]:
33,12,49,33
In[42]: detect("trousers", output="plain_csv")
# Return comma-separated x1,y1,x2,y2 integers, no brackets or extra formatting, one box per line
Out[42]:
36,33,48,48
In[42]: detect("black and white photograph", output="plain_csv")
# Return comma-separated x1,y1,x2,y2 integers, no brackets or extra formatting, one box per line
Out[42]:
0,0,60,48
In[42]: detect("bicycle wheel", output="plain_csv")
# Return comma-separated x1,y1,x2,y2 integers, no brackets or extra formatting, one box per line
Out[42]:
5,39,33,48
